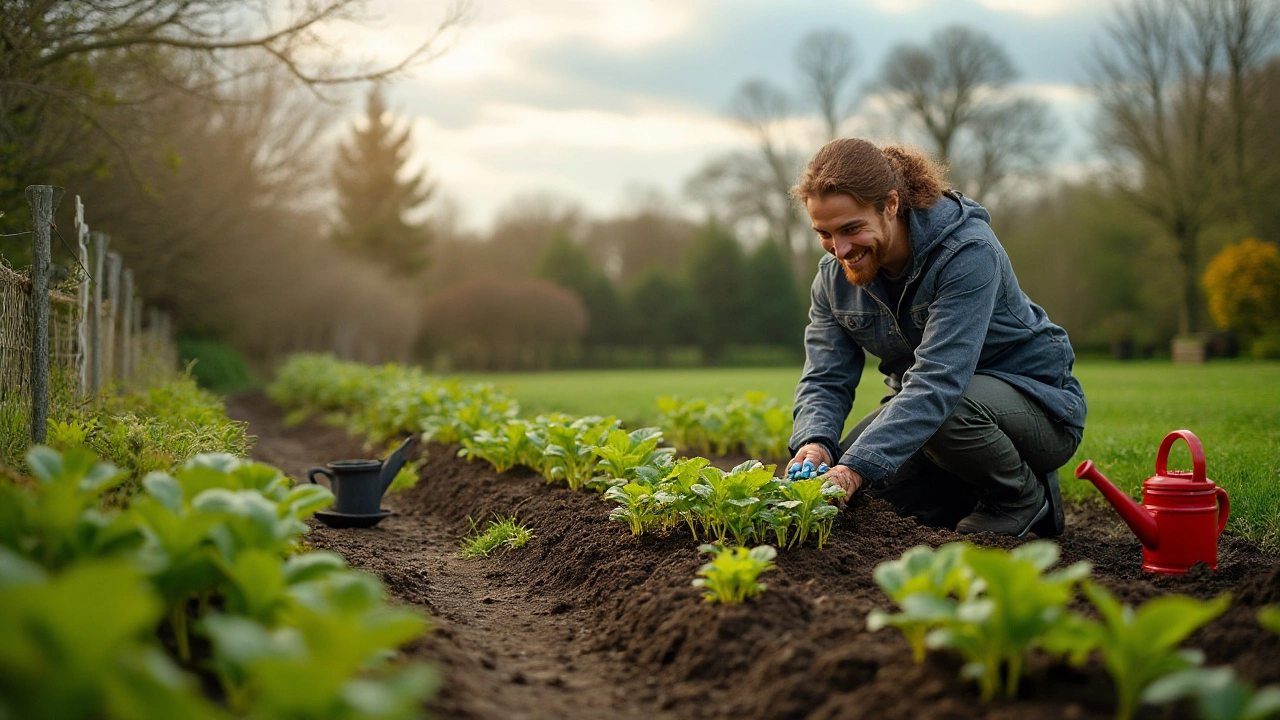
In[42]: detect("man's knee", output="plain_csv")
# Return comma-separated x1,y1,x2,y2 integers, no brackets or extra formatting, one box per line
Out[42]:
925,394,997,454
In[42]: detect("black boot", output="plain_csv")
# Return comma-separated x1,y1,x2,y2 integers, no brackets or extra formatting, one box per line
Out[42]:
955,477,1048,537
1030,469,1065,538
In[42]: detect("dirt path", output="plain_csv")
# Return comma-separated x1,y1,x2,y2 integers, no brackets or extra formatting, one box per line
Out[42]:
227,392,1280,720
226,393,677,720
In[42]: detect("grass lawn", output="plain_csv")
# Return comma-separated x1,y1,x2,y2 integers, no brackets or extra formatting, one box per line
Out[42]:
464,361,1280,550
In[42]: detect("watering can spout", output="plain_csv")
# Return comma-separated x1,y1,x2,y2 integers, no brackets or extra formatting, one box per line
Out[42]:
379,436,417,494
1075,460,1159,550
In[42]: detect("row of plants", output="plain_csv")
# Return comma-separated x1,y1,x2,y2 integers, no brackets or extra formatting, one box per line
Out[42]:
268,355,847,552
0,446,435,720
656,392,792,459
868,541,1280,720
2,370,250,501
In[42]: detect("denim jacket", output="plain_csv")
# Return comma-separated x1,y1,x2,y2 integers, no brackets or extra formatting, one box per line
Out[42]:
789,191,1087,485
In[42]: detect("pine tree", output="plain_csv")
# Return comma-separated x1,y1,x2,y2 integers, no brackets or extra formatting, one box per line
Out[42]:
331,86,433,276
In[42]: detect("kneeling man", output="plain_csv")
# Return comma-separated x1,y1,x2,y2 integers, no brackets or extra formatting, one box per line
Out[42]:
787,138,1086,537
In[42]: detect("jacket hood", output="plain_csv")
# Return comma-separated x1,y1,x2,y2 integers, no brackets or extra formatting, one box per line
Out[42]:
904,191,990,277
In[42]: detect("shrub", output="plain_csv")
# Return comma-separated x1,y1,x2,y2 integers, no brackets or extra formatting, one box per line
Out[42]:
420,275,588,370
1202,238,1280,344
176,337,255,393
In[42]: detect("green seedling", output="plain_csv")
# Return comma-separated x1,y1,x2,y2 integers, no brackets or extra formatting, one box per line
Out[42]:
1044,582,1231,720
692,543,776,604
592,427,674,485
778,478,844,548
1143,667,1280,720
459,515,534,558
1260,605,1280,635
866,542,977,663
605,482,658,536
652,457,712,537
458,420,530,473
925,542,1091,701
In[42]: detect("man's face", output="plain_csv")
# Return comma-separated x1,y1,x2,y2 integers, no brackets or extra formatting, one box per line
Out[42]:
805,192,898,286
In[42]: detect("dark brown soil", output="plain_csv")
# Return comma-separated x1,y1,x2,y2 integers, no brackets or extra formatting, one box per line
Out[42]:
227,393,1280,720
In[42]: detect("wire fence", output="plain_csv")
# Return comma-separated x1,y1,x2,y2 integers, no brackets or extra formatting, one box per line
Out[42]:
1,187,178,445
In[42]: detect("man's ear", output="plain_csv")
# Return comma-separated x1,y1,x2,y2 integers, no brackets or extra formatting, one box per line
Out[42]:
884,190,900,218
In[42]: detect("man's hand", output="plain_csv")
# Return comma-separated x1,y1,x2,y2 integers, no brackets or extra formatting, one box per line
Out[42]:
824,465,864,500
787,443,831,478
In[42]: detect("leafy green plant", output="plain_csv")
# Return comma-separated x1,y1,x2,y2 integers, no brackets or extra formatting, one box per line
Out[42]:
925,542,1091,701
690,460,779,545
1144,667,1280,720
531,415,619,491
777,478,844,548
592,427,674,484
459,420,530,473
866,543,978,663
605,482,659,536
692,543,776,604
1044,582,1231,720
652,457,712,537
1260,605,1280,635
460,515,534,557
0,550,223,720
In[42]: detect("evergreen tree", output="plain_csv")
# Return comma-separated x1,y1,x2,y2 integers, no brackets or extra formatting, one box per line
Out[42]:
743,239,807,347
627,269,706,365
534,233,628,362
331,86,433,276
684,221,747,364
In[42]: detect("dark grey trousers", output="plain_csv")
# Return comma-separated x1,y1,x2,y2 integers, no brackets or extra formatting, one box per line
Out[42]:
840,374,1079,529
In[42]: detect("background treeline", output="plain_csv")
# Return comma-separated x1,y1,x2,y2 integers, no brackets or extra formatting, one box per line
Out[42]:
3,0,1280,375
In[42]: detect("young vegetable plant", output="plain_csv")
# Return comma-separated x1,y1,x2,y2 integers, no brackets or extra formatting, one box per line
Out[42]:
460,515,535,558
1143,667,1280,720
926,541,1091,701
1260,605,1280,635
535,416,619,491
1044,582,1231,720
692,543,776,604
459,420,530,473
592,428,674,485
652,457,712,537
865,542,977,663
605,482,659,536
777,478,844,548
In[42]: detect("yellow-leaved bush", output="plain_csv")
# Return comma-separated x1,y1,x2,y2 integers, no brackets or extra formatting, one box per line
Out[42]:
1202,238,1280,357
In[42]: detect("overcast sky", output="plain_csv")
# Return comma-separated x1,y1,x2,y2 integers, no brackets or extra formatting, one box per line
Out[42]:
332,0,1115,233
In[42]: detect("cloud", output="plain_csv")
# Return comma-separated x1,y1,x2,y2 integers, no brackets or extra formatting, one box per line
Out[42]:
395,103,750,229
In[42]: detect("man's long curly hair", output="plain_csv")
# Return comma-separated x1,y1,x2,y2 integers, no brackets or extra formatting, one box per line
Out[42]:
792,138,949,218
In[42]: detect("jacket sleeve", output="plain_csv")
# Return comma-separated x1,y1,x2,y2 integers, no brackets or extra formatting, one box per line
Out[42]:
839,241,1000,483
789,265,865,460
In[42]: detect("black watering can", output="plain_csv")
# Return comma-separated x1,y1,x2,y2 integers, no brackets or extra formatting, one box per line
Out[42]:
308,436,416,526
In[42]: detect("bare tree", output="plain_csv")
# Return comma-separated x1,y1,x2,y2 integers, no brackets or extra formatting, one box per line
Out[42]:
1091,0,1252,334
1215,0,1280,194
0,0,468,206
795,29,860,141
878,24,1055,199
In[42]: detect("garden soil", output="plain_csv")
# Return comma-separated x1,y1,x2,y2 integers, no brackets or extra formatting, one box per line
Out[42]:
227,393,1280,720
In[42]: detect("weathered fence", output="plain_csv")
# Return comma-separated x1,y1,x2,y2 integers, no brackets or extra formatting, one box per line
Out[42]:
1,186,178,445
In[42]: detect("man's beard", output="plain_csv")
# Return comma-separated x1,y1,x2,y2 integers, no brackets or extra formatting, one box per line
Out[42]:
840,245,883,286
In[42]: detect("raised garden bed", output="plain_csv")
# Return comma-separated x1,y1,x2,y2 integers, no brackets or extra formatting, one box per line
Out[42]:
229,392,1280,720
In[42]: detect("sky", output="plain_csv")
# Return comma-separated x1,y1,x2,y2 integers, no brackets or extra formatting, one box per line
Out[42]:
329,0,1115,233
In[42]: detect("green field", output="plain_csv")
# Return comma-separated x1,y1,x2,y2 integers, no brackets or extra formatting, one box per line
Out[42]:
464,361,1280,550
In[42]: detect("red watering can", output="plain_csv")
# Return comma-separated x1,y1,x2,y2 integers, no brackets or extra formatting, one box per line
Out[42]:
1075,430,1230,575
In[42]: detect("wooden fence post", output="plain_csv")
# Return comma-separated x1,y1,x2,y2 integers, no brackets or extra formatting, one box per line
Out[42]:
24,185,62,445
89,231,108,394
74,196,90,397
121,269,134,384
105,251,121,383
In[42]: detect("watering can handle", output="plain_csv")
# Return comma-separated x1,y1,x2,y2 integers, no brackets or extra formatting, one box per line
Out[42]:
307,467,335,486
1155,429,1207,481
1215,487,1230,536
